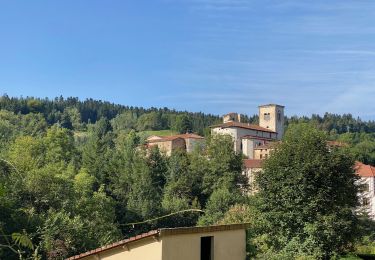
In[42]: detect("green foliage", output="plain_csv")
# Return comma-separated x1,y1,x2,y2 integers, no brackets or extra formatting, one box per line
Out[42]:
255,124,359,259
172,114,193,134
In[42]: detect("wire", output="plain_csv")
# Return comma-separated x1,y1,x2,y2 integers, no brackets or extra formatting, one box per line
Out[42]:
120,209,205,227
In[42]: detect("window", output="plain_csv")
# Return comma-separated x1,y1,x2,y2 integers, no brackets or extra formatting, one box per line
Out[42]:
277,111,281,121
201,236,213,260
260,154,263,159
362,198,370,206
264,113,270,121
363,183,369,192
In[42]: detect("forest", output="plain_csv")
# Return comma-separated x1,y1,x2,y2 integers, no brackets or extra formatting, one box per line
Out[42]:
0,95,375,259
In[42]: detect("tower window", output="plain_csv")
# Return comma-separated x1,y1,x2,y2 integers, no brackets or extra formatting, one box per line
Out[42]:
264,113,270,121
201,236,214,260
277,111,281,121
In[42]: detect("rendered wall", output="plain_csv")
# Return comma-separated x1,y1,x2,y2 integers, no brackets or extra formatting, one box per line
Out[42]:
80,237,162,260
161,229,246,260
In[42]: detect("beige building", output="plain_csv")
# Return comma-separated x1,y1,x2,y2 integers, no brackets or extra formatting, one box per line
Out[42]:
253,142,278,160
211,104,284,159
147,133,204,155
258,104,285,140
66,224,247,260
147,136,186,156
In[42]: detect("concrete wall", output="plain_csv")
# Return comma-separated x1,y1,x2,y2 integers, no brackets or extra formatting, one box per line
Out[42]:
162,229,246,260
80,236,162,260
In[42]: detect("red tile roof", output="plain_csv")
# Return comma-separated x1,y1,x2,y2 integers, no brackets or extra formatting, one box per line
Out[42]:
210,121,276,133
244,159,263,169
355,161,375,177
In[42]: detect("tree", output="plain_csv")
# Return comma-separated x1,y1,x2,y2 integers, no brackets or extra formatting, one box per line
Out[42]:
172,114,192,134
255,124,359,259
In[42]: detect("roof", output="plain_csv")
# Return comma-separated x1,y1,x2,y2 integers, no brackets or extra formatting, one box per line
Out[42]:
244,159,263,169
355,161,375,177
254,142,279,150
147,136,185,143
174,133,205,140
258,104,285,108
241,135,275,141
210,121,276,133
66,224,248,260
147,133,204,143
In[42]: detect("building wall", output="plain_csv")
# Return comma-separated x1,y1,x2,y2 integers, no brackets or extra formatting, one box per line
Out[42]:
80,237,162,260
357,176,375,220
161,229,246,260
254,148,273,159
185,138,205,153
171,138,186,154
243,167,262,194
242,139,255,158
212,127,276,155
151,139,186,156
259,105,284,140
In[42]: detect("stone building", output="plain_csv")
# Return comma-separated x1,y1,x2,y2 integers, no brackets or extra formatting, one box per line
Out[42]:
211,104,284,159
147,133,205,155
66,224,247,260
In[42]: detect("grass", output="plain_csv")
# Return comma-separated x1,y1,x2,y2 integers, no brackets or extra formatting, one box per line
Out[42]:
140,129,178,137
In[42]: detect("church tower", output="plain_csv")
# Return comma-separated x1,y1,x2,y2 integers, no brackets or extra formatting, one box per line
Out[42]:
259,104,285,140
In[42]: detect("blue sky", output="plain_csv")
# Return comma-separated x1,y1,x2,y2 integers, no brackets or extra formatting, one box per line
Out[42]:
1,1,375,119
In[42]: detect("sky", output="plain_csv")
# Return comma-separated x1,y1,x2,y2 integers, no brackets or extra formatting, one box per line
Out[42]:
0,0,375,119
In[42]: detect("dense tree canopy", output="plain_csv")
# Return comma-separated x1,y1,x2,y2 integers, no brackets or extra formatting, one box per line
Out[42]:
255,124,359,259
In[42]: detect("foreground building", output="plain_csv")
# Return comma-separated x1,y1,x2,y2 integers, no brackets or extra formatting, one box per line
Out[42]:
66,224,247,260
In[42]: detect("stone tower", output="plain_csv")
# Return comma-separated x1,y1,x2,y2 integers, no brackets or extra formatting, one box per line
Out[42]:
258,104,285,140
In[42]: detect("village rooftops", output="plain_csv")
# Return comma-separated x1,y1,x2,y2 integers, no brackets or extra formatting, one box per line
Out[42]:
244,159,263,169
355,161,375,177
210,121,276,133
65,223,249,260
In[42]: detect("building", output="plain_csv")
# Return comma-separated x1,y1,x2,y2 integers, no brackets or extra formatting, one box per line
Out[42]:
253,142,278,160
147,133,205,155
355,161,375,220
147,136,186,156
258,104,285,140
210,104,284,159
243,159,263,193
66,224,247,260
